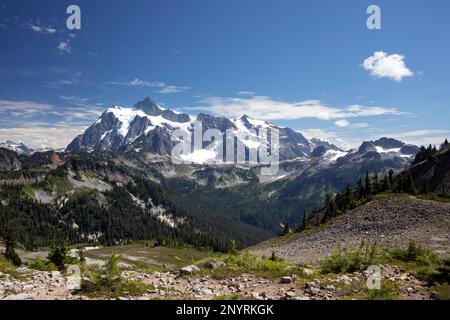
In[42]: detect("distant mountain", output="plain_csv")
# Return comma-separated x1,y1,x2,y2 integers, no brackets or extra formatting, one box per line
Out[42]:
0,140,33,155
66,97,340,161
335,137,419,167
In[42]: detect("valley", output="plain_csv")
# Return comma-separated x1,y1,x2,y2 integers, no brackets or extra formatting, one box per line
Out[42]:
0,98,449,301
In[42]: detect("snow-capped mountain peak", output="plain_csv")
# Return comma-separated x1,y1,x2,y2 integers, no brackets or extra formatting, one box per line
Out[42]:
66,97,419,166
0,140,34,155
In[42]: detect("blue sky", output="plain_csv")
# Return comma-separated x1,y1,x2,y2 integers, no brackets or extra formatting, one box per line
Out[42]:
0,0,449,149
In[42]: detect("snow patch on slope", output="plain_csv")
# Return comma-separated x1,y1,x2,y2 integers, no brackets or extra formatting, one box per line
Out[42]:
324,150,348,162
375,146,401,153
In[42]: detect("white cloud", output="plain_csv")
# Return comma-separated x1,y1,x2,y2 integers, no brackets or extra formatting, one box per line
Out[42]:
0,99,102,125
157,85,189,94
0,100,54,116
0,99,105,149
387,130,450,139
300,128,338,141
298,128,359,149
238,91,256,96
334,119,370,129
57,41,71,54
334,119,350,127
191,96,405,121
0,126,84,149
30,25,57,34
363,51,413,82
108,78,189,94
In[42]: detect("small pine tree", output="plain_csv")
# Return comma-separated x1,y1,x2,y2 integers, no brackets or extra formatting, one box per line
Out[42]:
104,253,121,284
357,177,364,199
373,171,381,193
302,210,307,229
282,223,291,236
3,227,22,266
365,170,372,196
297,210,307,232
325,193,331,205
228,240,239,255
78,246,85,263
47,241,69,270
344,184,355,209
388,169,394,187
381,174,390,192
421,178,431,194
323,199,337,223
270,251,278,261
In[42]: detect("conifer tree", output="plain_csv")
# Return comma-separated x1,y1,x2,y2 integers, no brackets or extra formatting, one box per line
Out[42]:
301,210,307,231
282,223,290,236
421,178,430,194
382,174,390,192
388,169,394,187
357,177,364,199
372,171,381,193
365,170,372,196
344,184,355,209
3,227,22,266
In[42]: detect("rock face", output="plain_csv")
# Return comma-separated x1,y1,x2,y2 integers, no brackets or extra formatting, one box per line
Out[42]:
0,147,21,171
249,196,450,264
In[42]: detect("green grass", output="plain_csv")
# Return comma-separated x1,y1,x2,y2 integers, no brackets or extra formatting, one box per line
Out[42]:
78,254,155,298
79,278,154,298
48,175,72,196
363,281,400,300
84,243,214,271
320,241,382,274
0,256,31,280
196,252,314,280
21,184,35,200
389,241,439,265
416,194,450,203
430,283,450,300
213,293,242,300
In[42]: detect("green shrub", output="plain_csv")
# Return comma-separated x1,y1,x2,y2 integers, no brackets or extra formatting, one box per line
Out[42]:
213,293,242,300
200,252,305,280
320,247,351,274
47,242,70,270
28,257,58,271
363,281,399,300
390,241,437,265
320,241,379,274
79,253,152,298
413,258,450,285
269,251,283,262
431,283,450,300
